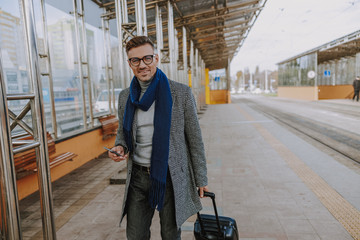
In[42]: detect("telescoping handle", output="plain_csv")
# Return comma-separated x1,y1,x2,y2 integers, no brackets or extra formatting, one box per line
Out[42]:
197,191,222,238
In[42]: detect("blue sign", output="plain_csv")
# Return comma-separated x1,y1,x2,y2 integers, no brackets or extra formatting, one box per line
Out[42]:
324,70,331,77
42,88,50,103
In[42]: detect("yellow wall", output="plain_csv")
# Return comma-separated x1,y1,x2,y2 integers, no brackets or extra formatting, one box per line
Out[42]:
16,128,115,200
188,71,192,88
210,90,230,104
278,85,354,100
318,85,353,99
205,69,210,104
278,86,318,101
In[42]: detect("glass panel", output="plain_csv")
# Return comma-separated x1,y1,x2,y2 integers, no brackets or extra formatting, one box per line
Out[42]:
0,3,30,95
278,53,316,86
0,1,33,138
45,2,85,137
32,0,54,133
318,55,356,86
209,69,227,90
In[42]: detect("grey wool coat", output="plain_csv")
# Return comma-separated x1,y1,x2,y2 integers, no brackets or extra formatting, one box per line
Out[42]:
115,79,208,228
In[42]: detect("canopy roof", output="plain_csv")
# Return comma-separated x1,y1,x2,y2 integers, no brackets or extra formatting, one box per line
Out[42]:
91,0,267,70
278,29,360,65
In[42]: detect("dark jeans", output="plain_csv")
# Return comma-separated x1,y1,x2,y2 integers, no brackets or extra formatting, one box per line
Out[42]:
353,90,359,101
126,165,181,240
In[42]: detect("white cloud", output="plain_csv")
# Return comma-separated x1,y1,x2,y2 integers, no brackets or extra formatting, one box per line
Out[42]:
230,0,360,75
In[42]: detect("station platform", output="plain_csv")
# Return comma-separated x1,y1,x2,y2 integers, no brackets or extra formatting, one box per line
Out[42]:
20,95,360,240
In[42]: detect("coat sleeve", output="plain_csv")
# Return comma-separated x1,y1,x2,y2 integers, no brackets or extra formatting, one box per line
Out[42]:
114,90,129,151
184,86,208,187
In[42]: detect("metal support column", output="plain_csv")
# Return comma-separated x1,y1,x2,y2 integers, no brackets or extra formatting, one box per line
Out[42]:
22,0,57,238
182,26,188,85
135,0,147,36
167,1,175,80
39,0,57,138
190,40,194,88
155,3,163,69
120,0,132,87
101,10,115,114
115,0,126,89
72,0,88,129
226,58,231,91
0,55,22,240
174,29,179,82
195,48,200,109
79,0,94,127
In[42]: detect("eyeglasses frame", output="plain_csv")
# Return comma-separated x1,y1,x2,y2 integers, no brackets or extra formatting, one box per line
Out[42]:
128,54,157,67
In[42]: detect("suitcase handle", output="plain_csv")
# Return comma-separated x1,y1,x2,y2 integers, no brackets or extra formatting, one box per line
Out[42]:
197,191,223,239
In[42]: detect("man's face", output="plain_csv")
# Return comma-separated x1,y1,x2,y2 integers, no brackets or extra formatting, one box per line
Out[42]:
127,44,159,82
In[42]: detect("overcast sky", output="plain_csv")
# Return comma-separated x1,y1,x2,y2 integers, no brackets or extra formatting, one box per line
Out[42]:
230,0,360,75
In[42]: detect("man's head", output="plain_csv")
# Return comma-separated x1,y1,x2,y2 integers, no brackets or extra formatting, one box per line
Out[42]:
126,36,159,82
357,76,360,80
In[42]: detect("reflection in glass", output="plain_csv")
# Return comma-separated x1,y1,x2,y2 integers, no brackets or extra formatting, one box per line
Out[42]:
0,3,30,94
278,53,316,86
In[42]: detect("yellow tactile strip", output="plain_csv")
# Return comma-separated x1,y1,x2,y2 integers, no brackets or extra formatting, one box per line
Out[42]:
236,105,360,240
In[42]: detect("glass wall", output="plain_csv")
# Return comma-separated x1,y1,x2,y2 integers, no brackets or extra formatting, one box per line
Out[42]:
0,0,123,138
278,52,316,86
209,69,227,90
318,56,356,86
0,1,33,136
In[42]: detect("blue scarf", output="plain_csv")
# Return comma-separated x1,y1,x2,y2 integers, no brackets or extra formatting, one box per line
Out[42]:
123,68,172,211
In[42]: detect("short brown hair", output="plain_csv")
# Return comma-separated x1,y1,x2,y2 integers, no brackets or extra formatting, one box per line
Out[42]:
126,36,154,54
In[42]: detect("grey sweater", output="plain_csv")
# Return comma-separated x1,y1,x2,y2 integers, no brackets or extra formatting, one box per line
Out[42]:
133,79,154,167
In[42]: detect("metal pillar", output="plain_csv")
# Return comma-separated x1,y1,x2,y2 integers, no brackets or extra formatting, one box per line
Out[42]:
21,0,57,238
182,26,188,85
167,1,175,80
265,70,268,92
174,29,179,82
0,54,22,240
115,0,127,90
101,10,115,114
194,48,200,109
190,40,194,88
121,0,128,23
226,58,231,91
79,0,94,127
72,0,87,129
155,3,163,69
120,0,132,87
39,0,57,138
135,0,147,36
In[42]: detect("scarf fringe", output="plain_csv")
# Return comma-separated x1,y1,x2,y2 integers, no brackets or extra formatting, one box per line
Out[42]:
149,177,166,211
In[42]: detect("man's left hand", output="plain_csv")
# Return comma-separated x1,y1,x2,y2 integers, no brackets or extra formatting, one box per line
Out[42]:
199,185,209,198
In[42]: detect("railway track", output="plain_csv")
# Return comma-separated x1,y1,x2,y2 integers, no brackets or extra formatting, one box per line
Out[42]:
240,98,360,165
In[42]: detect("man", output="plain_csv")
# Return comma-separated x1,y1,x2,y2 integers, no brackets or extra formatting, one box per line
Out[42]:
108,36,208,240
353,76,360,101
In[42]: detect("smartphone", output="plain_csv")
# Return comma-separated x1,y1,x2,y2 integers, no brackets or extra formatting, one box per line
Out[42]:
104,147,122,157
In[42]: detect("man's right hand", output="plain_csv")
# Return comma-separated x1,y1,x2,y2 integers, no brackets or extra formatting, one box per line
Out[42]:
108,146,128,162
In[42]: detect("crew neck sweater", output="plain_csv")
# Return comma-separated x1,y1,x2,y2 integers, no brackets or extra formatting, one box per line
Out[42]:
133,78,155,167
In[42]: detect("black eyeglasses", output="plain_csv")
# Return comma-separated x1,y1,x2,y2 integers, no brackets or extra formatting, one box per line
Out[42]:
128,54,156,67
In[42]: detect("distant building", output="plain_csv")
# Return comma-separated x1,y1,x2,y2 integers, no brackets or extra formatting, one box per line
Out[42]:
277,30,360,100
0,9,28,93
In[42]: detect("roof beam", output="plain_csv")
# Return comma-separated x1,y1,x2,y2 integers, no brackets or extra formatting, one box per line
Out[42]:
176,7,261,26
192,25,248,40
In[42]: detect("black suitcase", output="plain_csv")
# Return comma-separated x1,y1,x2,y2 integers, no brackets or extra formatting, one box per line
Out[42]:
194,191,239,240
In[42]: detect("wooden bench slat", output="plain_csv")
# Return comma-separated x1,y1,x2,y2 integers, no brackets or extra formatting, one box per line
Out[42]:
13,132,77,177
99,115,118,139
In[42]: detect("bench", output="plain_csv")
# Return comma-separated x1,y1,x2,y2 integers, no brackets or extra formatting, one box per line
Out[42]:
99,115,118,139
14,132,77,179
